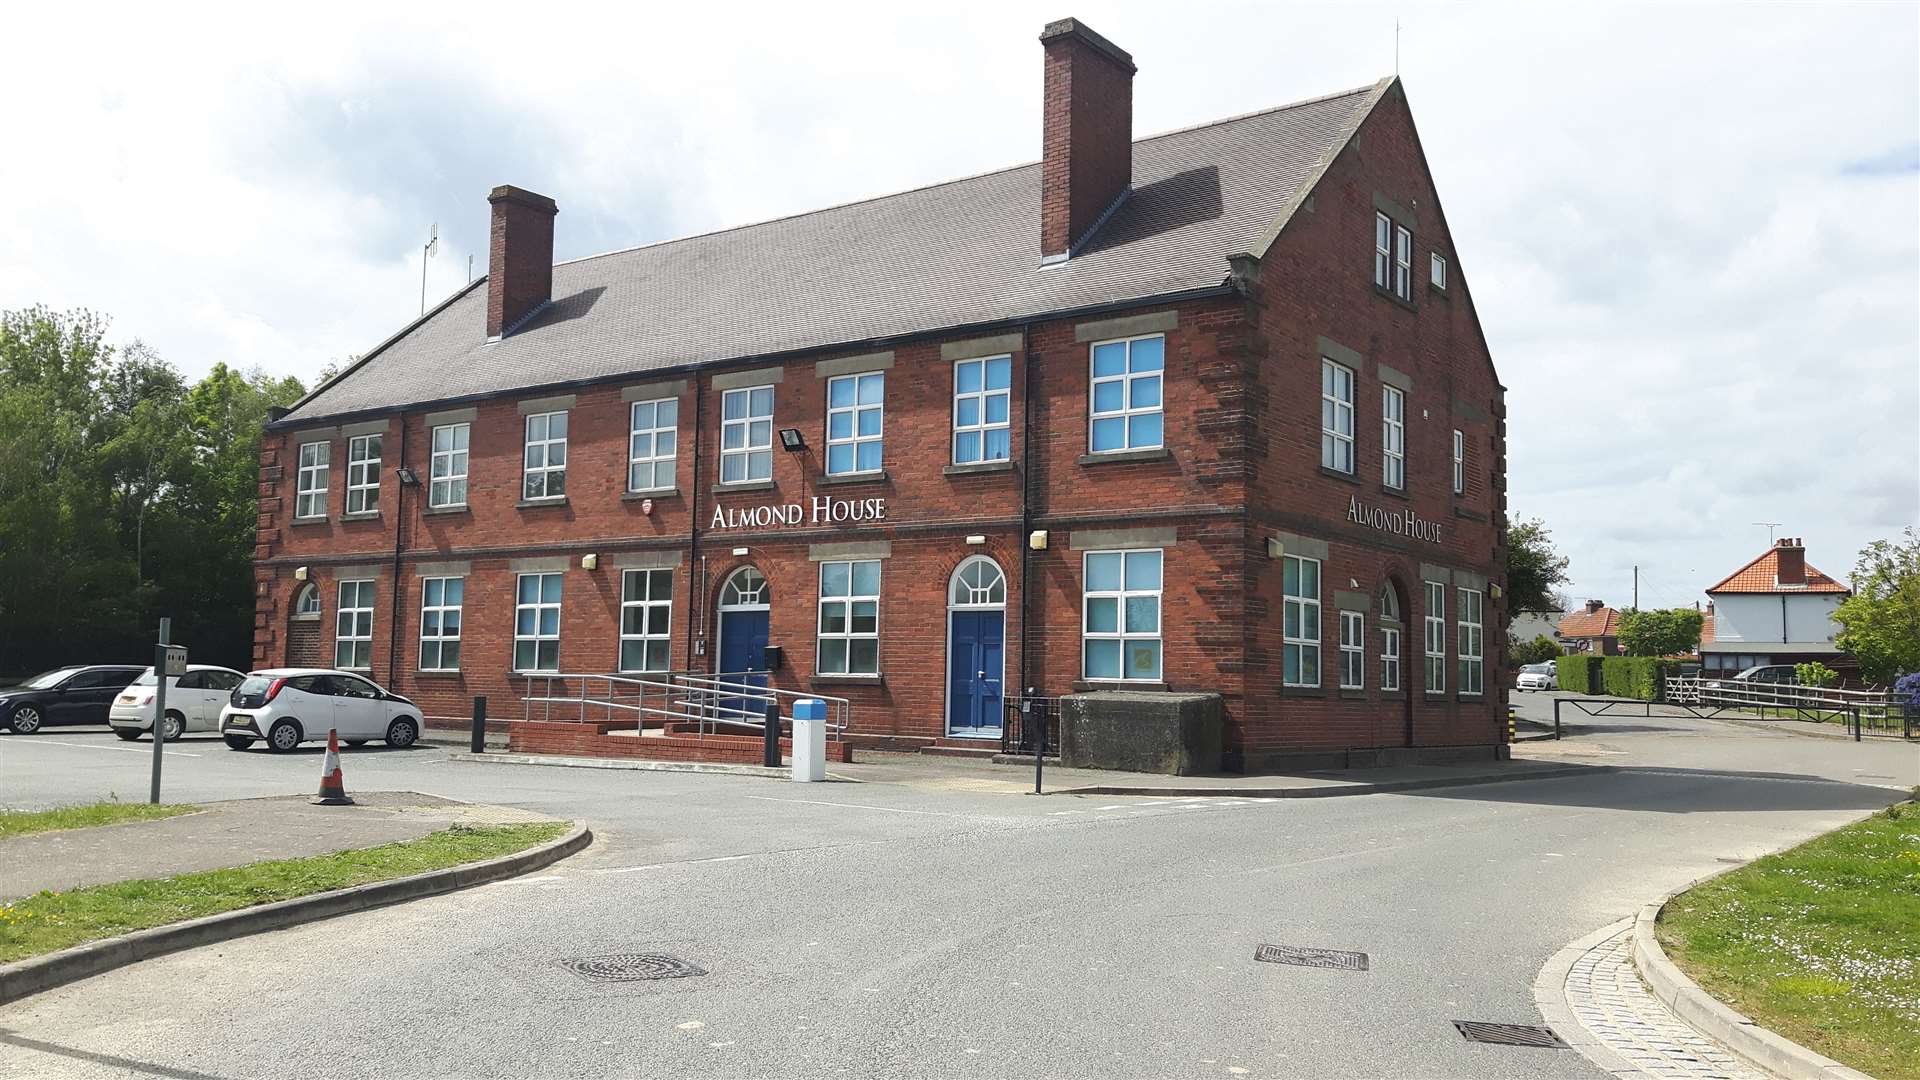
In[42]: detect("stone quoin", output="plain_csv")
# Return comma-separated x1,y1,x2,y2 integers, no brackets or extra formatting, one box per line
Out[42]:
252,17,1508,770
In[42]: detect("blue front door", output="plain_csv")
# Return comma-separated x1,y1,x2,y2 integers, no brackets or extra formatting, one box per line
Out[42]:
718,609,769,722
947,610,1005,737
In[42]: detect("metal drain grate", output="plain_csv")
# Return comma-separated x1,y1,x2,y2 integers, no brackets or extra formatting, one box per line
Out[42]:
1253,944,1370,971
1452,1021,1568,1049
560,953,708,982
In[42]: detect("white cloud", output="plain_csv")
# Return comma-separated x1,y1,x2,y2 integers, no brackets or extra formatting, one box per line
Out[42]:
2,0,1914,607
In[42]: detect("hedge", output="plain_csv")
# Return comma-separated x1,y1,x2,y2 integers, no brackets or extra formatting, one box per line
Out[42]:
1602,656,1677,701
1556,655,1602,694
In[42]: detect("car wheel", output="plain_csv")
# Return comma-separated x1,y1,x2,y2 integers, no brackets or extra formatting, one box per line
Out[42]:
6,706,44,735
161,712,186,742
266,719,302,753
224,735,254,750
384,717,420,749
114,727,145,741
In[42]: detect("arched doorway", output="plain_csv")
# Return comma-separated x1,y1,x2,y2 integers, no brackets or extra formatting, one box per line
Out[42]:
287,582,323,667
1381,578,1413,747
945,556,1006,738
715,567,771,716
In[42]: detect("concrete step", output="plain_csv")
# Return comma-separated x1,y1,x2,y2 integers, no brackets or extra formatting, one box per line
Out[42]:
918,744,1001,759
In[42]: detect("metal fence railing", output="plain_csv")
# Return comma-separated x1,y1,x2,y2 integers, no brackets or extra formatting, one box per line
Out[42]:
1002,695,1061,757
1663,675,1915,739
518,671,851,742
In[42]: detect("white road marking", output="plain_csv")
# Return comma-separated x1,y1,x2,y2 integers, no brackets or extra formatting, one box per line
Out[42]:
501,875,566,884
743,795,975,818
14,739,201,757
596,853,752,875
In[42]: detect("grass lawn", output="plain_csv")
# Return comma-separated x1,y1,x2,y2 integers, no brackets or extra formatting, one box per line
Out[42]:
0,821,568,963
0,801,197,839
1657,801,1920,1080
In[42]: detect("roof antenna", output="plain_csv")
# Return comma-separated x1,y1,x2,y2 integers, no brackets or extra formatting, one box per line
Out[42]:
419,222,439,316
1395,17,1400,76
1751,521,1783,545
466,254,473,285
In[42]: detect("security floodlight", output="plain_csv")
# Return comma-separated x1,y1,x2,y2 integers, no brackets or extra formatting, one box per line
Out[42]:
778,428,806,451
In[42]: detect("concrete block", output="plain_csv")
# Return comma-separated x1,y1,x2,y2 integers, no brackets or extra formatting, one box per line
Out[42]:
1059,691,1223,775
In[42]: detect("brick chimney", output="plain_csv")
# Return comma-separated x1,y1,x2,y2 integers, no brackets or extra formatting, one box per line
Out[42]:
486,185,558,339
1039,18,1135,260
1776,537,1806,585
1585,599,1604,615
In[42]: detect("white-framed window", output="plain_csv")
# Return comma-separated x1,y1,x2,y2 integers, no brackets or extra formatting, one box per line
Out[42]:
523,411,567,500
1088,335,1164,453
1382,385,1405,489
334,579,374,670
429,423,468,508
720,386,773,484
1458,587,1484,696
1082,549,1162,681
295,441,329,519
1320,359,1355,473
1452,429,1466,494
950,556,1007,607
418,577,463,671
619,569,673,673
293,583,322,618
1339,610,1365,690
1374,212,1392,289
817,560,880,675
1424,581,1446,694
952,355,1012,465
628,398,678,492
514,572,562,672
1283,554,1321,687
345,434,382,515
1430,251,1447,290
1381,626,1401,691
825,372,884,476
1394,224,1413,300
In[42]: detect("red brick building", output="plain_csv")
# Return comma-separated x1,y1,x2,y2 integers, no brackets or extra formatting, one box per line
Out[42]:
254,19,1508,771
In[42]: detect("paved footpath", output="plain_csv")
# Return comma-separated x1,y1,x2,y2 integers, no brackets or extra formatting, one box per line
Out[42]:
1559,925,1765,1080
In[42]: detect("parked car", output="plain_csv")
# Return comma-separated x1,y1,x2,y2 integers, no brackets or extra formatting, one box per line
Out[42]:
219,669,423,752
1704,664,1799,691
1516,662,1559,692
108,665,249,741
0,665,146,734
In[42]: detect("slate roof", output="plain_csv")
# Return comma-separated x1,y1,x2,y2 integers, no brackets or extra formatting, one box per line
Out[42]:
1706,548,1850,595
280,80,1390,425
1557,606,1621,640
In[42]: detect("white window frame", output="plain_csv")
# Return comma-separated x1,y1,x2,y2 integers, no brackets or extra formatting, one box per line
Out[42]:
1081,549,1163,682
295,441,329,519
1430,251,1447,290
522,411,567,501
719,386,774,484
627,398,678,493
428,423,468,508
1374,212,1392,289
1424,581,1447,694
345,434,381,515
825,372,884,476
952,355,1012,465
1283,554,1322,688
1394,224,1413,300
418,576,463,672
1452,429,1466,494
816,560,881,676
1382,385,1405,490
1320,359,1355,474
293,583,322,618
1381,626,1401,692
1087,334,1165,454
334,579,374,670
1339,610,1365,690
513,572,562,673
1458,587,1484,696
619,568,673,673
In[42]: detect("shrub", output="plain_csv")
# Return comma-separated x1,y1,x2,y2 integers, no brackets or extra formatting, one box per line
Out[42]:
1511,635,1560,666
1556,655,1601,695
1602,656,1673,700
1794,661,1838,688
1893,672,1920,709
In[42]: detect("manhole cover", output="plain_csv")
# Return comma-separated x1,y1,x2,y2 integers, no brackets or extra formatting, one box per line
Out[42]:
1452,1021,1568,1049
560,953,708,982
1253,944,1370,971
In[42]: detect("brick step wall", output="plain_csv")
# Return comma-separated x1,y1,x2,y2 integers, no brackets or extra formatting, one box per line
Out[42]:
505,719,855,765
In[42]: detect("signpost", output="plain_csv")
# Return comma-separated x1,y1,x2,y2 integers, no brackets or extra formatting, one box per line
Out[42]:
150,619,185,804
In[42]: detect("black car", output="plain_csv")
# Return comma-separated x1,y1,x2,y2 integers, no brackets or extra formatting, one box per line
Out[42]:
0,665,146,734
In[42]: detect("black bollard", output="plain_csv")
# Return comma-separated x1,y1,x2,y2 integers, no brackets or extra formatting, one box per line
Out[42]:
764,702,781,768
471,696,488,754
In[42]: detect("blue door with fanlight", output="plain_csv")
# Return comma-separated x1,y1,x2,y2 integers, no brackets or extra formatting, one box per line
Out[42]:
717,609,769,721
947,610,1004,737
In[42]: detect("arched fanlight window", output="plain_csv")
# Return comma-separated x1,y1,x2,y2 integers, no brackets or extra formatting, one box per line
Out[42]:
1379,584,1401,622
719,567,769,609
949,557,1007,608
293,583,321,617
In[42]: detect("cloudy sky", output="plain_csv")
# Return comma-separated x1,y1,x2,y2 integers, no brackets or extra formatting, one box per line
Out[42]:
3,2,1915,609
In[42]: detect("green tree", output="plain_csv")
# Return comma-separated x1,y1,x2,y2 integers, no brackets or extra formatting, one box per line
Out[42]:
1510,634,1562,665
1834,528,1920,684
1617,608,1704,657
1507,517,1571,615
1794,661,1838,688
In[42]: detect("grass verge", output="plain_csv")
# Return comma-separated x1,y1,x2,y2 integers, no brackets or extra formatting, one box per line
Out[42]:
1657,801,1920,1080
0,802,197,839
0,821,568,963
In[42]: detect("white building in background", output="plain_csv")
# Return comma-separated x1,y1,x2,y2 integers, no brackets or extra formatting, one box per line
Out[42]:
1700,537,1851,678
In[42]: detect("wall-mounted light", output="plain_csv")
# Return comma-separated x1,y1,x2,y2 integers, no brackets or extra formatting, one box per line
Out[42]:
1265,537,1285,560
965,535,987,545
581,553,599,571
1028,530,1048,551
1490,584,1503,600
394,466,421,486
733,547,749,557
294,566,309,581
778,428,806,451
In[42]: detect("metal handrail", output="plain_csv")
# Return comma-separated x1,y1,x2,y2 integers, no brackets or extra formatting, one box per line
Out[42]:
518,670,852,741
1666,675,1895,722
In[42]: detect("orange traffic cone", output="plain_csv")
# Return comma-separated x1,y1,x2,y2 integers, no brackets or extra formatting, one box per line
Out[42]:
314,728,354,806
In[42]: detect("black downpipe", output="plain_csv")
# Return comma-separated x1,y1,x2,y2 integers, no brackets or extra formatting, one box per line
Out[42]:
1017,322,1034,718
686,378,704,671
387,416,407,687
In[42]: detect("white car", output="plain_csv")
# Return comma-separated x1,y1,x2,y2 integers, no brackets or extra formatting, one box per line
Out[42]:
108,665,248,741
1516,662,1559,691
219,668,423,753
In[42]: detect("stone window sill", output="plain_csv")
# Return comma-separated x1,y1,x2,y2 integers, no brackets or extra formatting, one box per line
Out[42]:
1281,685,1326,698
1378,483,1409,501
1318,465,1361,486
290,516,331,527
516,498,568,510
1078,447,1171,467
1373,285,1418,313
623,487,679,501
943,460,1014,477
816,470,889,487
415,669,463,679
422,504,469,517
811,675,885,688
1073,679,1170,692
1452,505,1487,522
1339,689,1368,700
712,480,776,494
341,512,382,523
